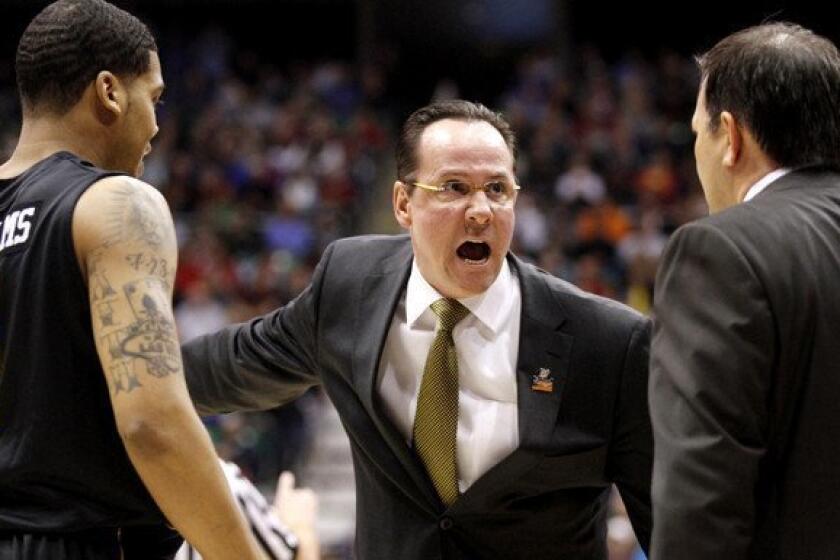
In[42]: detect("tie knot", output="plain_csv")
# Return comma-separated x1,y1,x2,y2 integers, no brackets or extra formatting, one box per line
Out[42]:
430,298,470,333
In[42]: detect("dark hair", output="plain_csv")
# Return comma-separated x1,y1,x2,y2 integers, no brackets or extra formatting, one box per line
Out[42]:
395,100,518,184
697,22,840,168
16,0,158,115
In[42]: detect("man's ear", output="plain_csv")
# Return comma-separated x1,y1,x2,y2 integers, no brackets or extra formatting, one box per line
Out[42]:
720,110,742,169
93,70,124,123
393,181,412,229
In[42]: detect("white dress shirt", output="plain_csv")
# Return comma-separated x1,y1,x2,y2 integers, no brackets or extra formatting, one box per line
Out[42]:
744,168,792,201
378,259,521,492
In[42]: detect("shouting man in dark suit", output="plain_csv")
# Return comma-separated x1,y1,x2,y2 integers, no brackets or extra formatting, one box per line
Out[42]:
182,100,652,559
650,23,840,560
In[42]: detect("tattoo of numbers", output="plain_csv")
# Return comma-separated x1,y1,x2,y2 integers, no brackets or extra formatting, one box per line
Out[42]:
126,252,170,282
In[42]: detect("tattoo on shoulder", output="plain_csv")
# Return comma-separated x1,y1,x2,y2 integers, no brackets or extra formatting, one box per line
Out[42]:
96,277,181,396
102,183,170,249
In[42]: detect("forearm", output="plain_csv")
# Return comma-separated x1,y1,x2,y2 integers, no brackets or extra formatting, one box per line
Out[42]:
121,406,266,560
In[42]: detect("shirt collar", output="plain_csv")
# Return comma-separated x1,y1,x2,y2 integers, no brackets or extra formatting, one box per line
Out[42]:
405,258,515,335
744,168,792,202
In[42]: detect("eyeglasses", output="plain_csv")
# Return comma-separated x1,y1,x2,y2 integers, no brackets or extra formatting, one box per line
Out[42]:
410,179,520,205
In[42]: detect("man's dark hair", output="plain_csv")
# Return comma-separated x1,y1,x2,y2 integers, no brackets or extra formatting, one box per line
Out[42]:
16,0,158,115
395,100,518,185
698,22,840,168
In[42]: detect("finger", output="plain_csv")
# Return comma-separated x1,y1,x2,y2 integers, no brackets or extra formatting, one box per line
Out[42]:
276,470,295,505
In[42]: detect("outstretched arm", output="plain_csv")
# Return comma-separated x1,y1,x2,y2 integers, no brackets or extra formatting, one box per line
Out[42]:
74,176,266,560
180,243,331,415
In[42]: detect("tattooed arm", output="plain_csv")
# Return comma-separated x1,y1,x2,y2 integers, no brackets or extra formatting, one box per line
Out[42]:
73,176,267,560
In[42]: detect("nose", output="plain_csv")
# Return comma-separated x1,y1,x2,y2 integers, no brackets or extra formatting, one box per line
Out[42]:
465,190,492,225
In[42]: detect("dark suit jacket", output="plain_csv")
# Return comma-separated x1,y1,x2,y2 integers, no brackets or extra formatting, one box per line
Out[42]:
650,168,840,560
182,235,652,559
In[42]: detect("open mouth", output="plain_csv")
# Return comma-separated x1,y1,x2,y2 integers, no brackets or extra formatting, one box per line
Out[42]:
456,241,491,264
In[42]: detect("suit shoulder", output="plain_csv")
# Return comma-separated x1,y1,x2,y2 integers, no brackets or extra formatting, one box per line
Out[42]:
518,257,648,332
669,199,794,261
686,169,840,244
329,234,410,254
317,234,411,281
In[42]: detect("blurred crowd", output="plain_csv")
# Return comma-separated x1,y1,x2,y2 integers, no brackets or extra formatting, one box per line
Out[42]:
0,25,707,560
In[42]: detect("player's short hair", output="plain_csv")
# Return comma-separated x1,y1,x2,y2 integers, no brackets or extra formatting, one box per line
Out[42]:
15,0,158,115
396,100,518,187
698,22,840,168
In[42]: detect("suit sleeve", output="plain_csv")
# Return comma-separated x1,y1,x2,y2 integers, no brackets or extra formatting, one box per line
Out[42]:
181,243,336,415
649,223,773,560
608,316,653,554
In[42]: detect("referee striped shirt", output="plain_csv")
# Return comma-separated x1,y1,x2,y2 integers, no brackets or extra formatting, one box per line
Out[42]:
175,461,299,560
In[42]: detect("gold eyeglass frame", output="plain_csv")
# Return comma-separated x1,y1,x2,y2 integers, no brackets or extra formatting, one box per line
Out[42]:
411,180,521,200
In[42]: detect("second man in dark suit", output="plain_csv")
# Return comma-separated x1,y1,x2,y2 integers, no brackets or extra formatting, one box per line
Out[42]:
650,22,840,560
182,100,652,559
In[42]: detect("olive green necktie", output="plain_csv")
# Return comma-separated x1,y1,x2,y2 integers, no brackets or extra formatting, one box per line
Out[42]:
413,297,470,506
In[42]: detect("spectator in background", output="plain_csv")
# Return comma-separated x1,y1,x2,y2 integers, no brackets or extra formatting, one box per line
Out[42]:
554,151,606,206
175,278,230,342
513,191,549,258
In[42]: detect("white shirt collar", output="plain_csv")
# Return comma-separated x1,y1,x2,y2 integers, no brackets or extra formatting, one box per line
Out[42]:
743,168,792,202
405,258,515,335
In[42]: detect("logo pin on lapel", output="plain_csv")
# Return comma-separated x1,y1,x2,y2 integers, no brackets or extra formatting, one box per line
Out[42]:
530,368,554,393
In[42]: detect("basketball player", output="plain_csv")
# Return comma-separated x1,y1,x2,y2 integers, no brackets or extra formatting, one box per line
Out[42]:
0,1,265,558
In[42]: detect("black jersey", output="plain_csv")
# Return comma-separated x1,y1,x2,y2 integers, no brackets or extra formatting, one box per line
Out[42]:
0,151,165,531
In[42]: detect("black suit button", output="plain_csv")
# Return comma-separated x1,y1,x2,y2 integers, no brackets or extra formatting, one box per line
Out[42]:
439,517,454,531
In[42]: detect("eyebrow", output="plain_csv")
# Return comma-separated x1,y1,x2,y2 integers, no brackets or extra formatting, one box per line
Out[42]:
434,169,513,179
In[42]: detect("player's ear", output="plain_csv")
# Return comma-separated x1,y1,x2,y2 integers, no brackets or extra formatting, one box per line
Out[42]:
93,71,126,124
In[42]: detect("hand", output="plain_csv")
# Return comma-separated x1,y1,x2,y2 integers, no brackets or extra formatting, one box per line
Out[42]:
272,471,320,560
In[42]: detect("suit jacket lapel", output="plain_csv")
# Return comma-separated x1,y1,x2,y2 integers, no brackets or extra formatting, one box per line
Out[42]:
352,239,440,510
514,261,572,451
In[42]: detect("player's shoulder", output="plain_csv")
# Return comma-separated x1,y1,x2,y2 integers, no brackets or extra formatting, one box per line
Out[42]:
74,176,173,256
79,175,166,210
